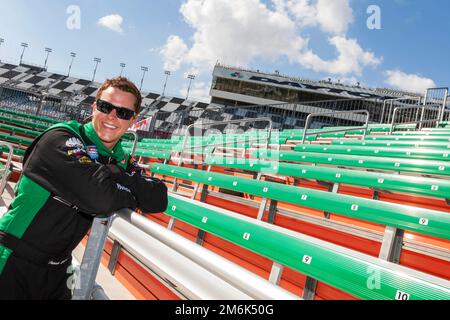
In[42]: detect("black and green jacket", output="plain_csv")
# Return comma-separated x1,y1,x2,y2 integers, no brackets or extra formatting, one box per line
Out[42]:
0,120,167,272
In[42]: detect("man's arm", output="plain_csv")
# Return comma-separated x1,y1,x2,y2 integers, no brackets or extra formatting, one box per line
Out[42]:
24,129,138,216
107,159,168,214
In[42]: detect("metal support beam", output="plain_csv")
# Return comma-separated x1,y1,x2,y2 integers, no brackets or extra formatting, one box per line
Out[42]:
167,217,176,231
324,182,339,219
268,262,284,285
378,226,404,263
72,216,113,300
256,198,269,221
107,240,122,276
302,277,318,300
267,200,278,224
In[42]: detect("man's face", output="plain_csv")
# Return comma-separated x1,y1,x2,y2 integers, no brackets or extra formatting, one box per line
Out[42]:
92,87,137,149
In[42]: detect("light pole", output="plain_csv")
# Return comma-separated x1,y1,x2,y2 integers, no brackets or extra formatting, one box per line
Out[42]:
67,52,76,76
186,74,196,100
162,70,171,97
19,42,28,65
92,57,101,82
43,47,52,69
139,66,148,91
120,63,126,76
0,38,4,63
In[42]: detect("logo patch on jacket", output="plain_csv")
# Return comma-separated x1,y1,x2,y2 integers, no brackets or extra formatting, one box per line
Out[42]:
66,137,83,148
86,145,99,160
67,148,86,158
78,156,93,164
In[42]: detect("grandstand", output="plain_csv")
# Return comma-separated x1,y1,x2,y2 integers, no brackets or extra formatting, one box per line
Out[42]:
0,59,449,301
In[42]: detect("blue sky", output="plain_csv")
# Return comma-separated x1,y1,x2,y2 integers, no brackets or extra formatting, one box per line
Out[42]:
0,0,449,101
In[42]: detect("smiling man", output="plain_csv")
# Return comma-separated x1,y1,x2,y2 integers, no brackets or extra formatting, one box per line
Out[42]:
0,77,168,300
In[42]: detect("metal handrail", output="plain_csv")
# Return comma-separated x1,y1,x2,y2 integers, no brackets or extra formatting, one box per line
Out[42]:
0,142,14,196
178,118,273,166
125,130,139,158
380,97,421,124
390,104,441,134
114,208,299,300
301,110,370,143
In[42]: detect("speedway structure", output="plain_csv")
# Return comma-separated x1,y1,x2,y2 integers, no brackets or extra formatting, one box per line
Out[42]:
0,61,449,300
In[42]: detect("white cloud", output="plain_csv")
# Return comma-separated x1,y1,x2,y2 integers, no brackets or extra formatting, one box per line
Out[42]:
97,14,124,33
285,0,354,35
385,70,435,93
161,0,381,78
160,35,189,71
298,36,382,75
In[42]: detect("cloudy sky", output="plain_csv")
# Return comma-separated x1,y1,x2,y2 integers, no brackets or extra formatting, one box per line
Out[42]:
0,0,448,101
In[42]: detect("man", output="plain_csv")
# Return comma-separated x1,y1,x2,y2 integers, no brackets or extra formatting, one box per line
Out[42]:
0,77,168,299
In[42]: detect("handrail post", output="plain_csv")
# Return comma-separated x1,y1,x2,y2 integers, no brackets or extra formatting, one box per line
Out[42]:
0,142,14,196
125,130,139,159
72,215,116,300
302,110,370,143
362,110,370,141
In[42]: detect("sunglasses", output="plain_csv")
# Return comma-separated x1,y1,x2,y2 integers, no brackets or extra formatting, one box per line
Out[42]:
96,99,136,120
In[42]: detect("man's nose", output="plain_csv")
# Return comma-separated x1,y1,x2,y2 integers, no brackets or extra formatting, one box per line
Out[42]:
107,108,119,119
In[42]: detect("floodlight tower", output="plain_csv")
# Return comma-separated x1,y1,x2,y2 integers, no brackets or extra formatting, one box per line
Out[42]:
139,66,149,91
120,63,126,76
162,70,171,97
19,42,28,65
67,52,76,76
92,57,101,82
0,38,4,63
43,47,52,69
186,74,196,100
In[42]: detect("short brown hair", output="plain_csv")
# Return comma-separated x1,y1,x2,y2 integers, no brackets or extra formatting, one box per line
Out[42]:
95,76,142,114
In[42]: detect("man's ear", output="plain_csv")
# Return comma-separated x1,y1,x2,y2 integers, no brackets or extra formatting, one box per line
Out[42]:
129,115,138,127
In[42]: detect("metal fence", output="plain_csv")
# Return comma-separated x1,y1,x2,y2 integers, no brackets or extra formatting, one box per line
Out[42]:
0,84,90,122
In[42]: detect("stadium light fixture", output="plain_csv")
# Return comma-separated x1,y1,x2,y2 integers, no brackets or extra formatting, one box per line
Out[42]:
67,52,76,76
162,70,171,97
186,74,196,100
92,57,102,82
19,42,28,65
120,63,126,76
43,47,52,69
139,66,149,91
0,38,4,63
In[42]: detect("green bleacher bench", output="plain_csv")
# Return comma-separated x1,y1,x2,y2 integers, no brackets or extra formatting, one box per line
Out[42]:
204,156,450,200
293,144,449,162
253,150,450,177
393,131,450,137
0,133,33,146
123,148,171,160
0,145,26,157
153,164,450,240
0,123,41,137
365,135,450,143
165,194,450,300
0,115,49,131
331,139,450,150
0,108,61,125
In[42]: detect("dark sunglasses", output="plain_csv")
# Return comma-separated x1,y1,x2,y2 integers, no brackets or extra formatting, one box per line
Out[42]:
96,99,136,120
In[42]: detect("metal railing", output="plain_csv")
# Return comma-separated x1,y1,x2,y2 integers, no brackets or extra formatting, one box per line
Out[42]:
301,110,370,143
177,118,273,166
74,206,299,300
380,97,422,124
124,130,139,158
389,104,442,134
0,142,14,197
